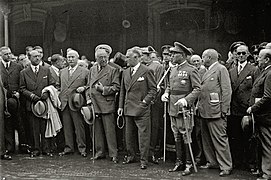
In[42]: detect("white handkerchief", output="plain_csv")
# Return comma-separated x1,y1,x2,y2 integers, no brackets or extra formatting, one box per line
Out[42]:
246,76,252,79
43,76,48,79
137,77,145,81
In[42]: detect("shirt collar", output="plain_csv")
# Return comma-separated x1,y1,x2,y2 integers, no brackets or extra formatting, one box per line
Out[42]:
30,64,39,72
132,62,141,72
68,64,78,71
51,65,59,74
208,61,218,70
238,61,247,68
1,60,10,67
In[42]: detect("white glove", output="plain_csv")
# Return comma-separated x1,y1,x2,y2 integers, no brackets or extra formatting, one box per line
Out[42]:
174,98,187,107
161,93,169,102
76,86,85,93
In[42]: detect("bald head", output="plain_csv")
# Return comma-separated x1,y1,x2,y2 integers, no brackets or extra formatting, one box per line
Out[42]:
202,49,218,68
258,48,271,69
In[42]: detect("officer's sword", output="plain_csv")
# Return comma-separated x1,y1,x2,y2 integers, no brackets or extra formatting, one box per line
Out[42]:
182,107,198,172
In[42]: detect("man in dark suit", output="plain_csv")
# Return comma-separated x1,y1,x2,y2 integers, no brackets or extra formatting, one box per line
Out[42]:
141,46,164,164
228,45,257,169
58,50,89,157
20,50,54,157
161,42,201,175
118,47,157,169
198,49,232,176
247,48,271,180
0,46,28,155
85,44,120,163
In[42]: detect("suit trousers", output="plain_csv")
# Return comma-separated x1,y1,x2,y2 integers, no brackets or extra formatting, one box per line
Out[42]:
259,125,271,179
93,113,118,157
62,106,86,154
28,112,48,152
125,115,151,165
201,116,232,171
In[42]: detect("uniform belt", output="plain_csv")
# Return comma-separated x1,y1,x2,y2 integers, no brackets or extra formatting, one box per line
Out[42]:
170,90,189,95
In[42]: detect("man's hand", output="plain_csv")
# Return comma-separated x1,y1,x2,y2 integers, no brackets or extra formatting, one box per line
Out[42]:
161,93,169,102
76,86,85,93
118,108,123,116
87,99,92,105
247,107,252,114
41,92,49,100
95,82,104,92
221,112,227,118
31,94,40,103
174,98,187,107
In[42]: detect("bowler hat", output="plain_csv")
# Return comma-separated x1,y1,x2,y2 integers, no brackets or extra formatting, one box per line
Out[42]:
95,44,112,55
170,42,192,55
113,52,127,67
80,104,95,125
7,97,19,113
229,41,246,53
68,93,86,111
31,100,48,118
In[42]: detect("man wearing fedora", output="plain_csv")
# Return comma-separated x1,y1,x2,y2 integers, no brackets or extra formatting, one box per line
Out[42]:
198,49,232,176
20,50,55,157
161,42,201,176
141,46,164,164
85,44,120,163
0,46,30,155
58,49,89,157
118,47,157,170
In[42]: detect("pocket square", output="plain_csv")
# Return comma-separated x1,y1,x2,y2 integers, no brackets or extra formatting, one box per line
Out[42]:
137,77,145,81
43,76,48,79
246,76,252,79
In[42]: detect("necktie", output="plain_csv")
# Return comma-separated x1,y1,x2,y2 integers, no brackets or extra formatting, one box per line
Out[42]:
35,66,38,75
131,68,134,76
69,68,74,79
5,63,9,71
238,65,243,74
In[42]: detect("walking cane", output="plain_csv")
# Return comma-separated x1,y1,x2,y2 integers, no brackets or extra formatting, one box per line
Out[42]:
163,101,167,163
182,107,198,172
90,104,96,163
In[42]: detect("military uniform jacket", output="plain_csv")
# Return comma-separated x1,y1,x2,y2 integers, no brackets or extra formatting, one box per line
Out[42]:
198,62,232,119
20,65,54,111
59,66,89,111
86,64,120,114
119,64,157,117
250,66,271,126
229,63,256,116
0,61,23,98
165,61,201,117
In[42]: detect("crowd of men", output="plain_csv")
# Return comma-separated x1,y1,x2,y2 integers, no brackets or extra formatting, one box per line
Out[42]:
0,41,271,180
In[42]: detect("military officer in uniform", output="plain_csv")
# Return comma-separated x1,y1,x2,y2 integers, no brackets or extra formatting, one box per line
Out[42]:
161,42,201,175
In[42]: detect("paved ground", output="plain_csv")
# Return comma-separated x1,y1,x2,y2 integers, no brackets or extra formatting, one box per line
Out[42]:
1,153,258,180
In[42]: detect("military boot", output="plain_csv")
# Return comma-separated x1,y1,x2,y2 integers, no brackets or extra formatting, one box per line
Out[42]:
169,141,185,172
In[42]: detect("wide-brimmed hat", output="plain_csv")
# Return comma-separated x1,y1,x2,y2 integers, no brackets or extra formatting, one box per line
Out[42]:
141,46,156,54
80,104,95,125
7,97,19,112
68,93,86,111
31,100,48,117
170,42,192,56
241,115,253,131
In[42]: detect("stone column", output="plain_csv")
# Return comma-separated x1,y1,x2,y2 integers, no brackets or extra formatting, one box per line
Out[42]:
0,12,3,47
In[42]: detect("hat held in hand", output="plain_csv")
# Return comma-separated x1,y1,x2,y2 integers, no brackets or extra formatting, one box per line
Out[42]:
68,92,86,111
31,100,48,117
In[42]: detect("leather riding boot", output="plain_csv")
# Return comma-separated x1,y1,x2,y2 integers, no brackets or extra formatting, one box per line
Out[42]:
169,141,185,172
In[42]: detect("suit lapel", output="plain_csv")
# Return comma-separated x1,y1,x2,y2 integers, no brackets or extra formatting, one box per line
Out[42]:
94,65,109,83
68,66,82,86
25,66,37,82
0,62,8,75
7,62,16,75
127,64,145,91
36,66,47,83
233,64,251,91
202,63,218,82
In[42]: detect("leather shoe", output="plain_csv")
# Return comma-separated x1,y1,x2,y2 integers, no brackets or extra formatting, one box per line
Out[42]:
123,156,135,164
81,152,87,157
182,164,192,176
140,164,147,170
200,163,219,169
150,155,159,164
169,161,185,172
112,157,118,164
219,170,231,177
59,151,73,156
30,150,40,157
1,154,12,160
91,154,106,160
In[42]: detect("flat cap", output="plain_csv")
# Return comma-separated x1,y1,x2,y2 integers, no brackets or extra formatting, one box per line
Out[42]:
161,45,172,52
229,41,246,53
141,46,156,54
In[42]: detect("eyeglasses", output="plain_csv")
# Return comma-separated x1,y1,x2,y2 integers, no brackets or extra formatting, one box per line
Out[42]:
237,52,247,55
